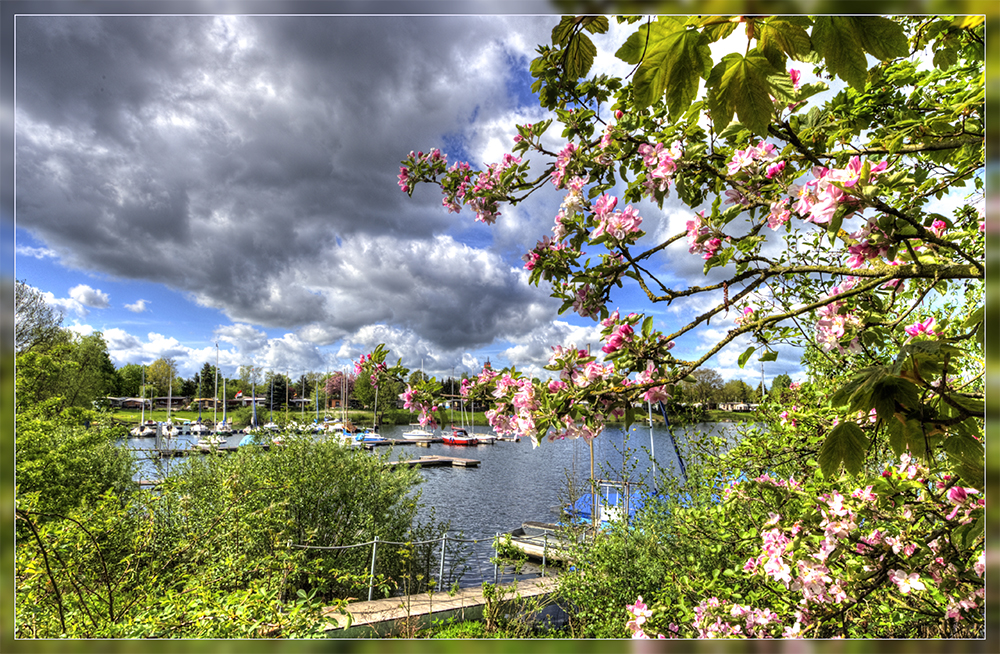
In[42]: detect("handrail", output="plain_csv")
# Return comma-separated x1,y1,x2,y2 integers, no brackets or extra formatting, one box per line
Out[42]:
285,531,509,601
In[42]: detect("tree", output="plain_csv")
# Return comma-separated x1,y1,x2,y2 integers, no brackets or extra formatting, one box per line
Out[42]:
768,373,793,403
116,363,145,397
720,378,754,403
16,332,119,413
324,371,355,406
396,14,984,638
690,368,723,405
15,279,64,354
145,358,178,397
264,371,288,409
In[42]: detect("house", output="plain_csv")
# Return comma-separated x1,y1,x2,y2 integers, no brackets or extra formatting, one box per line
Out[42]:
107,397,150,410
152,396,189,410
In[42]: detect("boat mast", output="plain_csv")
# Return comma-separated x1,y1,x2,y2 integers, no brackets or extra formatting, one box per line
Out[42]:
222,376,227,425
214,342,219,427
167,373,172,426
251,369,258,428
140,365,146,424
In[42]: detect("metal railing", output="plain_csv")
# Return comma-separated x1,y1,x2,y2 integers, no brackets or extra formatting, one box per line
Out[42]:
289,531,515,601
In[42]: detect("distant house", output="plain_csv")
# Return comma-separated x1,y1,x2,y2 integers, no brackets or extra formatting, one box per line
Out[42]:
107,397,150,410
153,396,189,410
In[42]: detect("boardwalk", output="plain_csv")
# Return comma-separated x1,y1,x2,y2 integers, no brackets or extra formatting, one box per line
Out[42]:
322,575,560,638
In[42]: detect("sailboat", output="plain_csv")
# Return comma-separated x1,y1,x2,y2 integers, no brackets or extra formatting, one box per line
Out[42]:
215,376,233,436
353,374,387,444
130,366,157,437
443,395,480,446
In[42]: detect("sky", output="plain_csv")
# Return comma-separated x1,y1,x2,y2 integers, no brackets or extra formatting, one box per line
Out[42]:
10,9,809,386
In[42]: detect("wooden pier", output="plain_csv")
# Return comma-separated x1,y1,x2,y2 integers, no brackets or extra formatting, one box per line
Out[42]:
323,574,560,638
386,455,480,468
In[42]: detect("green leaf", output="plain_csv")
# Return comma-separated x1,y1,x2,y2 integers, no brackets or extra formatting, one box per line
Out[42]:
853,16,909,61
757,17,813,67
617,20,711,116
706,50,779,136
759,350,778,363
551,16,578,45
812,17,869,90
737,346,756,369
818,421,869,476
563,31,598,81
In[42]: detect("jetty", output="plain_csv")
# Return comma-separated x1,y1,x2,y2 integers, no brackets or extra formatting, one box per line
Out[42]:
323,574,560,638
387,455,480,468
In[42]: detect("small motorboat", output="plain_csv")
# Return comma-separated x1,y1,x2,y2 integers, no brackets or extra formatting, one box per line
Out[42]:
504,522,584,561
442,427,478,446
130,420,159,437
402,425,436,440
353,428,387,444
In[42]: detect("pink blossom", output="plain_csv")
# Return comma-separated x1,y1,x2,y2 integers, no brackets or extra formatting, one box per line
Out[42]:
766,199,791,229
593,193,618,219
931,219,947,237
889,569,926,594
904,317,937,338
765,160,786,179
789,68,801,90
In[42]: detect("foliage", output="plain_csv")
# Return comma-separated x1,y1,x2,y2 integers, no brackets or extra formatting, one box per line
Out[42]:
393,13,984,640
15,279,64,355
145,357,179,398
15,435,435,637
16,332,120,413
15,409,136,518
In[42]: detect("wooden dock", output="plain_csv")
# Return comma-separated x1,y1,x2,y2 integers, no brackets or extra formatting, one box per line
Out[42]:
322,574,559,638
387,455,480,468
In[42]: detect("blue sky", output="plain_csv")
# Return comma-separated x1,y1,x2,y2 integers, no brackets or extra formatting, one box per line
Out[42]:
11,12,809,385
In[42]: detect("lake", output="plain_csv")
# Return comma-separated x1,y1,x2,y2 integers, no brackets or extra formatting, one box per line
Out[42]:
126,420,742,587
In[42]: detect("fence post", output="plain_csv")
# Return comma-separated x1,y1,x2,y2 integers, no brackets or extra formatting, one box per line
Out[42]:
542,534,547,577
439,533,447,590
368,536,379,601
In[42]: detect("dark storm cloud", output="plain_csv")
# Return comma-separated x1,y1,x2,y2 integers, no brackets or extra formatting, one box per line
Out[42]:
15,14,558,351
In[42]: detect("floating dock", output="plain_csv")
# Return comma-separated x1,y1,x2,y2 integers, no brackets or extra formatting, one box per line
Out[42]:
323,574,560,638
387,455,480,468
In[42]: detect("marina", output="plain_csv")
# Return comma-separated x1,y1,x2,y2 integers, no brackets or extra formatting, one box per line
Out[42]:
126,421,740,588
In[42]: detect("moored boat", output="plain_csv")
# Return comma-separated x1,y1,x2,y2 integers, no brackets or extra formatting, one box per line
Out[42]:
442,427,478,446
402,425,436,440
504,522,584,561
130,420,159,438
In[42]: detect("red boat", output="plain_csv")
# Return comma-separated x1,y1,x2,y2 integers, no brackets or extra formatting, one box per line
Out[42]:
442,427,479,446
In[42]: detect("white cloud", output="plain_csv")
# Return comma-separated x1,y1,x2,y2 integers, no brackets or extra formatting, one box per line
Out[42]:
68,284,109,309
125,299,149,313
16,244,57,259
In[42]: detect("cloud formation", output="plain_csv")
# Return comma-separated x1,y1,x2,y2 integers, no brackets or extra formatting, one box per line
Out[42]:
15,15,560,367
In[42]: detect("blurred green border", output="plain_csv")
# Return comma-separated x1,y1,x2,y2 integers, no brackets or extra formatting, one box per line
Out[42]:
1,1,995,653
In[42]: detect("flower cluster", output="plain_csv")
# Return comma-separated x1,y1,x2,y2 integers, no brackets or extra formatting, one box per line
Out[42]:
551,143,578,189
397,148,448,193
460,366,542,444
465,153,523,224
726,140,778,176
789,157,888,226
904,316,937,339
815,277,863,353
354,353,387,387
599,309,636,354
591,193,643,243
398,384,439,428
686,210,722,260
637,140,682,199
